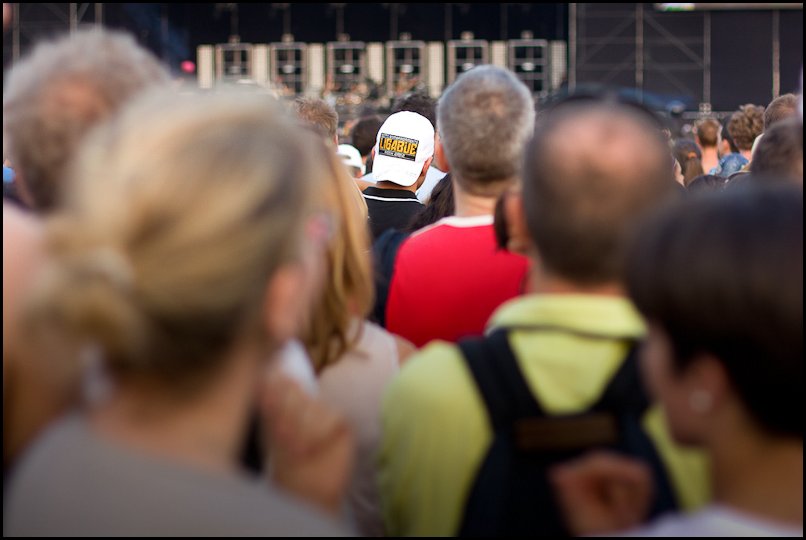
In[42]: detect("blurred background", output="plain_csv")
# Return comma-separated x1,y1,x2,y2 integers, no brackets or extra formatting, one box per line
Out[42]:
3,3,803,127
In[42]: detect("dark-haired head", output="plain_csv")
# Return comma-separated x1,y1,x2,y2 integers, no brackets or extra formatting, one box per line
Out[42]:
673,139,704,187
351,115,385,158
405,174,455,233
686,174,726,194
391,92,437,129
627,184,803,439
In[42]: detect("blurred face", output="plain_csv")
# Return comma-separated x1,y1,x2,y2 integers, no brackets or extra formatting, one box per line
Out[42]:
640,323,707,446
297,211,333,326
261,211,331,347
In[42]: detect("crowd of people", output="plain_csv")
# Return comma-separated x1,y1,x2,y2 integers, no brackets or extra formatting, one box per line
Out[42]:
2,27,803,537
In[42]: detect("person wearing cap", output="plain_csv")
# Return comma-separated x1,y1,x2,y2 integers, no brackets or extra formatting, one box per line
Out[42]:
389,92,449,203
337,144,365,179
362,111,434,241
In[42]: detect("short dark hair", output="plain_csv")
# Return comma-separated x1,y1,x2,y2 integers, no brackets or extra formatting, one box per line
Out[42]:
522,103,676,284
627,185,803,437
727,104,764,151
721,118,739,154
391,92,437,128
351,115,385,157
763,93,798,131
406,174,455,233
750,117,803,181
293,97,338,141
686,174,725,194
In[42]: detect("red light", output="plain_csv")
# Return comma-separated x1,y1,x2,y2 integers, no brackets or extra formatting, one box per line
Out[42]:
180,60,196,74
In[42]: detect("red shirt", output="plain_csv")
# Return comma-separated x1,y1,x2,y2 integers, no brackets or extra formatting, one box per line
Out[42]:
386,216,529,348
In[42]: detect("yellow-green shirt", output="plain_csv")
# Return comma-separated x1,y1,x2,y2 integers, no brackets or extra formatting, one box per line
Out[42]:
378,294,709,536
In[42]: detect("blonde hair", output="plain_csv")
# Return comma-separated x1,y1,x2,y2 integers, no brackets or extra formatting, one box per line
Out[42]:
300,149,374,374
28,90,322,393
3,29,170,213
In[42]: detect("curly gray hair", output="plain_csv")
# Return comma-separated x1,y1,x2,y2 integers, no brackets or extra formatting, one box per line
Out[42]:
3,29,169,212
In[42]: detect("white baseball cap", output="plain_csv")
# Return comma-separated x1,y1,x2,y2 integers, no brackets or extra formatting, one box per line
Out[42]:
371,111,435,187
337,144,365,175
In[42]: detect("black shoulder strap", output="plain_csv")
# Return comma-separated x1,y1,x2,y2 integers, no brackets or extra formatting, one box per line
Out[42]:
458,329,545,431
590,341,650,415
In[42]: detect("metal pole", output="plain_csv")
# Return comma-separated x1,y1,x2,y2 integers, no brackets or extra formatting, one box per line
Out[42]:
161,5,168,59
569,3,576,91
445,4,452,42
500,3,507,41
772,10,780,99
390,3,398,41
231,4,239,41
636,3,644,104
703,10,711,107
12,3,20,62
95,3,103,28
69,3,77,33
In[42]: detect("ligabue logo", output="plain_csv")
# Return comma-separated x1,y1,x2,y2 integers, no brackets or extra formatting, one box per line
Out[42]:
378,133,419,162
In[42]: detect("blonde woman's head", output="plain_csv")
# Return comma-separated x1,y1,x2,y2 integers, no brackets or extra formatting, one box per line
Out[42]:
30,90,328,393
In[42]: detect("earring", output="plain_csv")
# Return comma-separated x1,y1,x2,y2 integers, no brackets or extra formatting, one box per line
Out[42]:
689,390,713,413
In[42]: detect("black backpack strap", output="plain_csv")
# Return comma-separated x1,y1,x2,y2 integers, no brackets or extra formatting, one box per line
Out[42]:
590,341,650,414
458,330,572,537
458,329,545,429
590,340,680,517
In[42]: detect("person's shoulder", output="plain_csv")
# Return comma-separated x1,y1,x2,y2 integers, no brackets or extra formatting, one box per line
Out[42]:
399,219,456,254
621,506,803,537
383,341,472,415
227,481,353,537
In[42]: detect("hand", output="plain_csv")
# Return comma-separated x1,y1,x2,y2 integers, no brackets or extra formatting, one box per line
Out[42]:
260,370,354,517
550,452,653,536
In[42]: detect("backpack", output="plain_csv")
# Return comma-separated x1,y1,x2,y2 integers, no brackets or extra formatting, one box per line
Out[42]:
457,328,678,537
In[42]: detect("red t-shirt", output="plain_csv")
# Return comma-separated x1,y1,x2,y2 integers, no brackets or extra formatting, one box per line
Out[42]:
386,216,529,348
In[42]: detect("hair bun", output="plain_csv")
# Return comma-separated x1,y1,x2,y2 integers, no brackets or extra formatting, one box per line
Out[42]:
84,248,134,291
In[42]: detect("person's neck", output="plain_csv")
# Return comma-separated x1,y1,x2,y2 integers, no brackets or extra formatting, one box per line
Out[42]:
375,180,416,193
527,262,625,297
701,147,720,168
740,149,753,161
709,419,803,527
452,176,511,218
90,346,261,476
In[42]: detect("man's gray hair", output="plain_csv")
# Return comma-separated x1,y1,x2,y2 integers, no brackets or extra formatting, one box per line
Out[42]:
3,28,169,212
437,65,535,193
